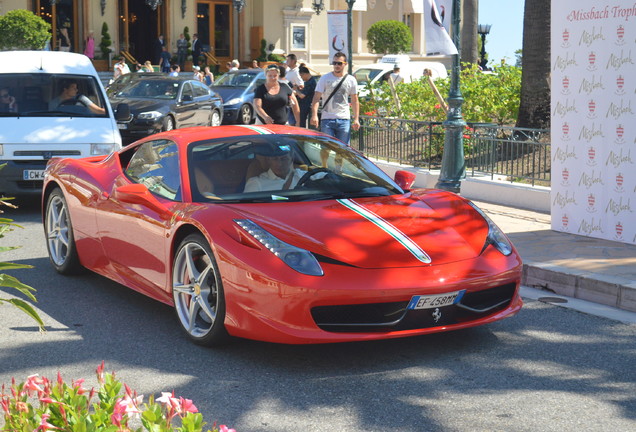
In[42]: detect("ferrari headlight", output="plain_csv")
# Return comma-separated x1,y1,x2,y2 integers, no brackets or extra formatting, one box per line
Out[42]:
90,143,116,155
137,111,163,120
225,98,241,106
468,202,513,256
234,219,324,276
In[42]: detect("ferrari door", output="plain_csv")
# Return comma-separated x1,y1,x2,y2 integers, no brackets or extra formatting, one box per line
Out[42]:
94,139,181,299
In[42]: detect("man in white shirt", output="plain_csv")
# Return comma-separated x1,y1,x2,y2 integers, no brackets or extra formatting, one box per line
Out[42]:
285,54,303,89
244,144,305,192
389,64,404,85
309,51,360,145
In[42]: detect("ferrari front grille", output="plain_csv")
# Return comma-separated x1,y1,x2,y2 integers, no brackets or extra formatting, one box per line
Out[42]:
311,283,517,333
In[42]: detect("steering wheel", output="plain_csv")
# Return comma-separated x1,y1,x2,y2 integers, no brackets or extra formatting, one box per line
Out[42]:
58,97,80,106
295,167,332,189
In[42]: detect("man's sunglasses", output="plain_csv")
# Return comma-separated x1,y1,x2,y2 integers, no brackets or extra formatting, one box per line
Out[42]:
332,61,345,66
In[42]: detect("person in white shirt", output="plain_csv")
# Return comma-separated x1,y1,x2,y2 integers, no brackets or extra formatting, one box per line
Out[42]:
389,64,404,85
285,54,304,89
230,59,240,71
244,144,305,192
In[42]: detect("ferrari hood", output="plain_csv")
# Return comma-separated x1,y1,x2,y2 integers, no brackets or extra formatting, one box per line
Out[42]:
230,191,490,269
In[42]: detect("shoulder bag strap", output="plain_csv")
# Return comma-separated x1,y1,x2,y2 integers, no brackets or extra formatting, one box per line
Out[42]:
322,75,347,110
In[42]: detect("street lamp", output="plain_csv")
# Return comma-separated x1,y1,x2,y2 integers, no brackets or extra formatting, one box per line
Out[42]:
232,0,245,13
311,0,325,15
435,0,466,193
345,0,356,75
477,24,492,70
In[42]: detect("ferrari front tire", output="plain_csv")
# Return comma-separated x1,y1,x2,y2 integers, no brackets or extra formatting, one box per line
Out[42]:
44,188,83,275
172,234,229,346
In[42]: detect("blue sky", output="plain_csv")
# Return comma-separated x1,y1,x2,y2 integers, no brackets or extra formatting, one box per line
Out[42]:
479,0,524,64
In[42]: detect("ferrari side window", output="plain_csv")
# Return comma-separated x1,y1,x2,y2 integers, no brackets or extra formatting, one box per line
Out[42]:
125,140,181,201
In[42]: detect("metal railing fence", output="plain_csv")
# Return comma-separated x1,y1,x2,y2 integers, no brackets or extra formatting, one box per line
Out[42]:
351,115,551,187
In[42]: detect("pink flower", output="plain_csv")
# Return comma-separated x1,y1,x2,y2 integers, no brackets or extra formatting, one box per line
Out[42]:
96,361,105,384
37,414,60,431
219,425,236,432
24,374,45,396
179,397,198,413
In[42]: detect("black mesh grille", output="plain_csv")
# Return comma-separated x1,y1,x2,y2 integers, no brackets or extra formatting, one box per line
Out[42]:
311,283,516,333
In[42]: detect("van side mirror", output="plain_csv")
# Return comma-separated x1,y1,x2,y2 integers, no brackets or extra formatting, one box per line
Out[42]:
115,103,131,121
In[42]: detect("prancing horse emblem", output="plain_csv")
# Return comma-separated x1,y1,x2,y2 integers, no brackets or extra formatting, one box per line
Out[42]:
432,308,442,322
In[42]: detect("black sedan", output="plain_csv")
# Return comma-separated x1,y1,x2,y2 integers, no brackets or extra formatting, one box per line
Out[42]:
109,75,223,142
209,68,265,124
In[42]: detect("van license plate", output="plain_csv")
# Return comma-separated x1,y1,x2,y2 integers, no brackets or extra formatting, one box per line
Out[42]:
407,290,465,310
23,170,45,180
118,123,127,129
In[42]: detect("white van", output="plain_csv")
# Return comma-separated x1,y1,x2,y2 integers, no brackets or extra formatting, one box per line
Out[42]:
353,54,448,97
0,51,127,196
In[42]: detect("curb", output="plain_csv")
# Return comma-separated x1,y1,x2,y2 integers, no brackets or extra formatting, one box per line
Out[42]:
522,261,636,313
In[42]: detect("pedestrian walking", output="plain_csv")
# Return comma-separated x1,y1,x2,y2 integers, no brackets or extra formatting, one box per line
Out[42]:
310,51,360,144
83,31,95,60
159,47,172,73
254,64,299,125
296,65,316,128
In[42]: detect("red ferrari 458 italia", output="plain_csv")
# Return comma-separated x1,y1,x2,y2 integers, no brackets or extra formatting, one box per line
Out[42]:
42,125,522,345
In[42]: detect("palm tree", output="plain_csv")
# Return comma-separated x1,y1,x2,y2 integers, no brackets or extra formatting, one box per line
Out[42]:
461,0,479,65
516,0,551,129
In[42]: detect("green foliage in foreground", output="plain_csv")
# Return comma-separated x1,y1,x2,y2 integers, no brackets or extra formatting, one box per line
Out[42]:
0,169,44,330
361,63,522,125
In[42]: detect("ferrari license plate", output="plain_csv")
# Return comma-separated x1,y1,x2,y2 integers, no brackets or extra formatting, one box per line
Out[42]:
407,290,466,310
23,170,45,180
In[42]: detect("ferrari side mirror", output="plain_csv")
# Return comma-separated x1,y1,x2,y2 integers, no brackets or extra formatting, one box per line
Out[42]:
394,170,416,190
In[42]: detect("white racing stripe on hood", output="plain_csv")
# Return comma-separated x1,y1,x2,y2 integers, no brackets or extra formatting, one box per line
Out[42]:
337,198,432,264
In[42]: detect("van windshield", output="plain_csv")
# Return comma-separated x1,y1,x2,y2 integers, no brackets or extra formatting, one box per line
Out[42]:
353,68,383,85
0,74,108,118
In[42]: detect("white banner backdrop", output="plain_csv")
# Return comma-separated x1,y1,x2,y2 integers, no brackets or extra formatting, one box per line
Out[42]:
551,1,636,245
327,11,348,62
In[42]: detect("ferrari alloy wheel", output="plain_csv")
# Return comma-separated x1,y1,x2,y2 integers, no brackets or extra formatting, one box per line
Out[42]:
210,109,221,127
45,188,83,274
172,234,229,346
238,104,252,125
163,116,175,132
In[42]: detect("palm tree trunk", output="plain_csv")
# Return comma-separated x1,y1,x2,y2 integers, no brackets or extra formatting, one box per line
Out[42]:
516,0,551,129
461,0,479,65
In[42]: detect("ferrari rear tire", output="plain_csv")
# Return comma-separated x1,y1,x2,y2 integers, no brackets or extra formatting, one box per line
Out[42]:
172,234,229,346
44,188,83,275
210,109,221,127
237,104,252,125
162,115,175,132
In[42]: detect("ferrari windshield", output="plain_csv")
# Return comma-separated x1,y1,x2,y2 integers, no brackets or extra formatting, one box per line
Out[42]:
188,134,403,203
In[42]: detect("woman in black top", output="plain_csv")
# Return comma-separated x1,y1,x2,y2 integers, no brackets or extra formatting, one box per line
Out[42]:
254,64,300,125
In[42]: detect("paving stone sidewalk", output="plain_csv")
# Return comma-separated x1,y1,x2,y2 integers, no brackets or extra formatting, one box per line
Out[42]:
474,201,636,312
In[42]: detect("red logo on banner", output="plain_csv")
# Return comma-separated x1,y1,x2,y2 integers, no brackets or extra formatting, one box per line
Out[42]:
587,146,597,166
616,75,625,95
589,52,596,65
588,100,596,113
562,168,569,182
562,214,569,228
563,122,570,135
617,124,624,138
588,193,596,208
617,25,625,45
616,222,623,238
616,173,624,187
563,76,569,89
563,29,570,45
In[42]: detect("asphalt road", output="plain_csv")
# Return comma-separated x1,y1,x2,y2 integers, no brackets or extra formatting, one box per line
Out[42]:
1,201,635,432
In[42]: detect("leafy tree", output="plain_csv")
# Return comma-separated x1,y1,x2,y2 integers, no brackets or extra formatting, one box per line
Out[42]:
367,20,413,54
99,22,112,60
515,49,523,67
184,26,191,55
258,39,268,62
0,183,44,330
0,9,50,51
